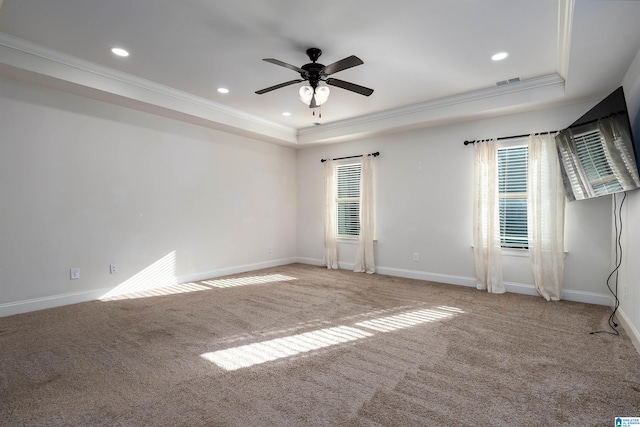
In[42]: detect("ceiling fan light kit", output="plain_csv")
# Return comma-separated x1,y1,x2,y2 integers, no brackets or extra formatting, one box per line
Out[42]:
299,86,330,106
256,48,373,113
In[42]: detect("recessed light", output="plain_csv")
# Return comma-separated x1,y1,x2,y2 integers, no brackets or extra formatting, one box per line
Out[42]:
111,47,129,57
217,88,229,94
282,112,291,117
491,52,509,61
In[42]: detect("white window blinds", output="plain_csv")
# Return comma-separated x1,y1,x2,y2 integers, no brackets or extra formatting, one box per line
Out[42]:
573,129,624,196
336,162,361,237
498,145,528,249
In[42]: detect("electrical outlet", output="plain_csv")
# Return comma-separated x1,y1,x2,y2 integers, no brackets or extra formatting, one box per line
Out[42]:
109,264,118,274
267,245,273,255
412,253,419,262
70,268,80,280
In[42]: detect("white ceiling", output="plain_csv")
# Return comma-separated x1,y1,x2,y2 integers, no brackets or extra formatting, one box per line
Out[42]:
1,0,640,146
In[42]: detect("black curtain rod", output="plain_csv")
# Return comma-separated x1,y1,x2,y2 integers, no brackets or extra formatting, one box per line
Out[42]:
463,111,626,146
463,131,558,146
320,151,380,163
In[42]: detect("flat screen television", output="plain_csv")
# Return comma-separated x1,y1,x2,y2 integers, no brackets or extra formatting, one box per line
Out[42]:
555,87,640,201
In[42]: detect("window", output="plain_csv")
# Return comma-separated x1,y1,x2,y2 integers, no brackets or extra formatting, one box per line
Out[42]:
573,128,624,196
497,143,528,249
335,162,361,237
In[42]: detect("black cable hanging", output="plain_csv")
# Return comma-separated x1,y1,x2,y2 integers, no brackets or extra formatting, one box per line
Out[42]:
591,191,627,336
320,152,380,163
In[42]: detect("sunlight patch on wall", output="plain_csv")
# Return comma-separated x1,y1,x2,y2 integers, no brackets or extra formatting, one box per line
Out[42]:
201,326,372,371
202,274,296,289
99,251,177,301
201,305,465,371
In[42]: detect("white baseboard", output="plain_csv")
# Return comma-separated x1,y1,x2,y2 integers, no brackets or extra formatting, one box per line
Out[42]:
503,282,539,297
1,257,612,318
293,258,357,271
0,257,298,318
507,282,610,305
294,257,323,267
177,257,298,284
562,289,611,306
295,259,477,288
375,266,477,287
295,258,610,306
616,307,640,356
0,288,112,318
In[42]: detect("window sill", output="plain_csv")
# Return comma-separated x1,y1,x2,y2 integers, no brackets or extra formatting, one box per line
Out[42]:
470,246,568,258
337,238,378,245
501,248,569,258
470,245,529,257
501,247,529,257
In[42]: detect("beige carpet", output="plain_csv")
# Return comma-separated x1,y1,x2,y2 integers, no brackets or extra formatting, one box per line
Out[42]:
1,263,639,426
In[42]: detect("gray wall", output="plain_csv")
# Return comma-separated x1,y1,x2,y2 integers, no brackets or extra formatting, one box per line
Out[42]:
620,45,640,350
0,77,298,315
297,103,613,303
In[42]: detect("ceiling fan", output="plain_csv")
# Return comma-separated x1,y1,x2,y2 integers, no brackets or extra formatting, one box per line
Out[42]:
255,48,374,108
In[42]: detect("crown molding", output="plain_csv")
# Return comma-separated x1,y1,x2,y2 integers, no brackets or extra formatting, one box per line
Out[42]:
297,73,566,144
1,32,567,147
557,0,575,80
0,32,298,145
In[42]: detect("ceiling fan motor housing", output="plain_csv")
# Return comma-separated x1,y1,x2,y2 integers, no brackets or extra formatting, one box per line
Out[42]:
301,48,325,88
301,63,324,88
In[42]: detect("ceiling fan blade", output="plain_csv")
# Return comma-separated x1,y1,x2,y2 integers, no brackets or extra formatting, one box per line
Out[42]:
325,78,374,96
263,58,305,74
322,55,363,76
255,79,304,95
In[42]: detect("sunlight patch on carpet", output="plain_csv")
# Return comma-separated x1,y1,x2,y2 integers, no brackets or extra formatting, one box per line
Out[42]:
101,282,212,301
354,306,462,332
202,274,297,288
201,326,372,371
201,305,464,371
100,271,297,301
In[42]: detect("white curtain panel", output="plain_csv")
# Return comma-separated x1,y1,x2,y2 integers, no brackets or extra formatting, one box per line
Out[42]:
527,134,566,301
555,130,592,200
472,140,504,293
354,155,375,274
598,116,640,191
323,159,338,269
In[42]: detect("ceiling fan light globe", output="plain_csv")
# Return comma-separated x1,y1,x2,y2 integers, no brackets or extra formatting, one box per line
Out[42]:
299,86,314,105
299,86,330,106
315,87,330,106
